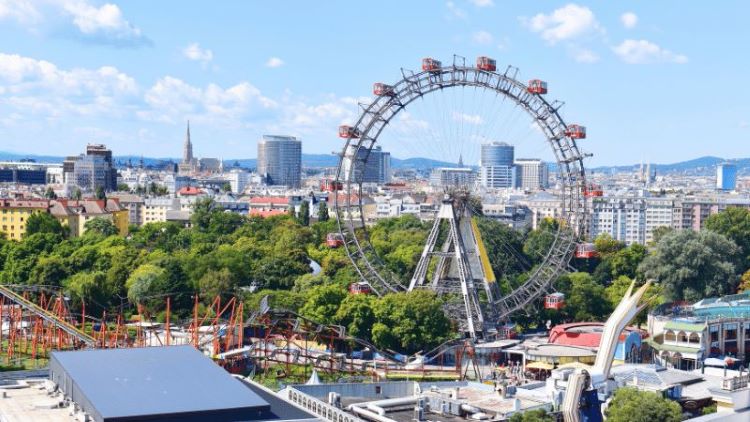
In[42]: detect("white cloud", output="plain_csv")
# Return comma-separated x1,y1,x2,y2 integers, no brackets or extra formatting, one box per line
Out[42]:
524,4,602,45
0,0,42,24
452,112,483,125
0,52,138,117
468,0,493,7
141,76,277,124
0,0,148,46
445,1,466,20
60,0,147,45
572,47,599,63
265,57,284,68
472,30,493,45
612,39,688,64
183,43,213,63
620,12,638,29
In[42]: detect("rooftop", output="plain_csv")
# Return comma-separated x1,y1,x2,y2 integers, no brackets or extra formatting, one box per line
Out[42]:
50,346,269,421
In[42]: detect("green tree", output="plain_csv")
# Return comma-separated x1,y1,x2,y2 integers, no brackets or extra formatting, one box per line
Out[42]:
561,272,611,321
317,201,330,222
25,212,67,237
372,290,452,354
476,218,529,291
335,294,376,339
95,186,106,200
29,255,69,288
64,271,115,313
198,268,239,300
594,233,625,257
116,183,131,192
523,218,559,264
651,226,673,245
299,284,348,325
605,388,681,422
84,217,118,237
609,244,647,280
639,230,741,302
72,188,83,200
705,207,750,269
126,264,167,306
246,290,306,313
509,409,555,422
298,201,310,226
738,269,750,292
191,198,217,231
221,182,232,192
44,186,57,199
605,275,660,325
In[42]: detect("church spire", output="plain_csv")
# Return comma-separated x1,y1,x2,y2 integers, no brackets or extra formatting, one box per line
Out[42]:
183,120,193,164
458,153,464,168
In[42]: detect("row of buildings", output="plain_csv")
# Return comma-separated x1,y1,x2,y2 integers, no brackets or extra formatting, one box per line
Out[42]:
0,198,128,239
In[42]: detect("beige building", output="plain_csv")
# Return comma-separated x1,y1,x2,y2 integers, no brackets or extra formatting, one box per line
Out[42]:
49,199,128,237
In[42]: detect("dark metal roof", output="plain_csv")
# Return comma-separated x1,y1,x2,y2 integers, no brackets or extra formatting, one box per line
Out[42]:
50,346,269,419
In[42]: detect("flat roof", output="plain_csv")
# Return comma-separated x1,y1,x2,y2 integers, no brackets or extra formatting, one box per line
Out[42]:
50,346,268,420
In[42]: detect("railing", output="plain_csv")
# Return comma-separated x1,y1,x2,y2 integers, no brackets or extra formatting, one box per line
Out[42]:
0,285,97,347
722,374,749,391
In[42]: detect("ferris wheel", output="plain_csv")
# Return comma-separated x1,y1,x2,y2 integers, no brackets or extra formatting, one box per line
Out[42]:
333,55,589,339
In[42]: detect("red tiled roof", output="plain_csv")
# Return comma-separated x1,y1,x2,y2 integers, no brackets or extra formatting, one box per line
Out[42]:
249,209,288,217
178,186,205,195
548,322,641,348
0,199,49,209
248,197,289,205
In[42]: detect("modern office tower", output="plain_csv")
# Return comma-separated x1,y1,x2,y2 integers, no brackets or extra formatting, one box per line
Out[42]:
257,135,302,188
67,144,117,192
430,167,476,188
514,158,549,190
343,145,392,184
479,142,515,188
716,162,737,191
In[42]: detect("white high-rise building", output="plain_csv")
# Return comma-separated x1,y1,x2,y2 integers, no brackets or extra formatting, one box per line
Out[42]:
514,159,549,190
257,135,302,188
479,142,515,188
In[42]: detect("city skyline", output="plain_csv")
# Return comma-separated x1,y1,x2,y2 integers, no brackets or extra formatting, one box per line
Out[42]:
0,1,748,166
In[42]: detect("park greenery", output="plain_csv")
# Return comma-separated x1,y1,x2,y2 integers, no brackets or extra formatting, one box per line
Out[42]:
1,197,749,355
604,388,682,422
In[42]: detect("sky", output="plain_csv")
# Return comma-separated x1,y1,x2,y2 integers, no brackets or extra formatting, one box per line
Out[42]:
0,0,748,166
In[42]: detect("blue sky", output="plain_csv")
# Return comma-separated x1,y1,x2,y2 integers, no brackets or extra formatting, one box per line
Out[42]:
0,1,747,166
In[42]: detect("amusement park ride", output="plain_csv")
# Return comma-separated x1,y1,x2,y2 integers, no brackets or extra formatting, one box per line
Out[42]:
334,55,593,341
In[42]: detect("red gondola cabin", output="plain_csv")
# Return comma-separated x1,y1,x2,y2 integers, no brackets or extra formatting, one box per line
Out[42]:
339,125,360,139
565,125,586,139
575,243,598,259
583,184,603,197
326,233,344,248
349,282,372,295
320,179,343,192
528,79,548,94
422,58,442,72
373,83,395,96
545,292,565,310
476,56,497,71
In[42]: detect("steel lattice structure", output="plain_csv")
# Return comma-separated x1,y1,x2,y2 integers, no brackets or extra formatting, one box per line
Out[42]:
334,56,587,328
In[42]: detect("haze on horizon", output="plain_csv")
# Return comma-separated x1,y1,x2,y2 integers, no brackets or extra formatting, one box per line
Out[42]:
0,1,748,166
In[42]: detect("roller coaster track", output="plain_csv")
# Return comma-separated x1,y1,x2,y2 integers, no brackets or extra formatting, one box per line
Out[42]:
0,285,97,347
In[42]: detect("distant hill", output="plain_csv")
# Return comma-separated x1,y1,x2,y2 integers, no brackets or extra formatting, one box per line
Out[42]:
590,156,750,175
0,150,746,174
